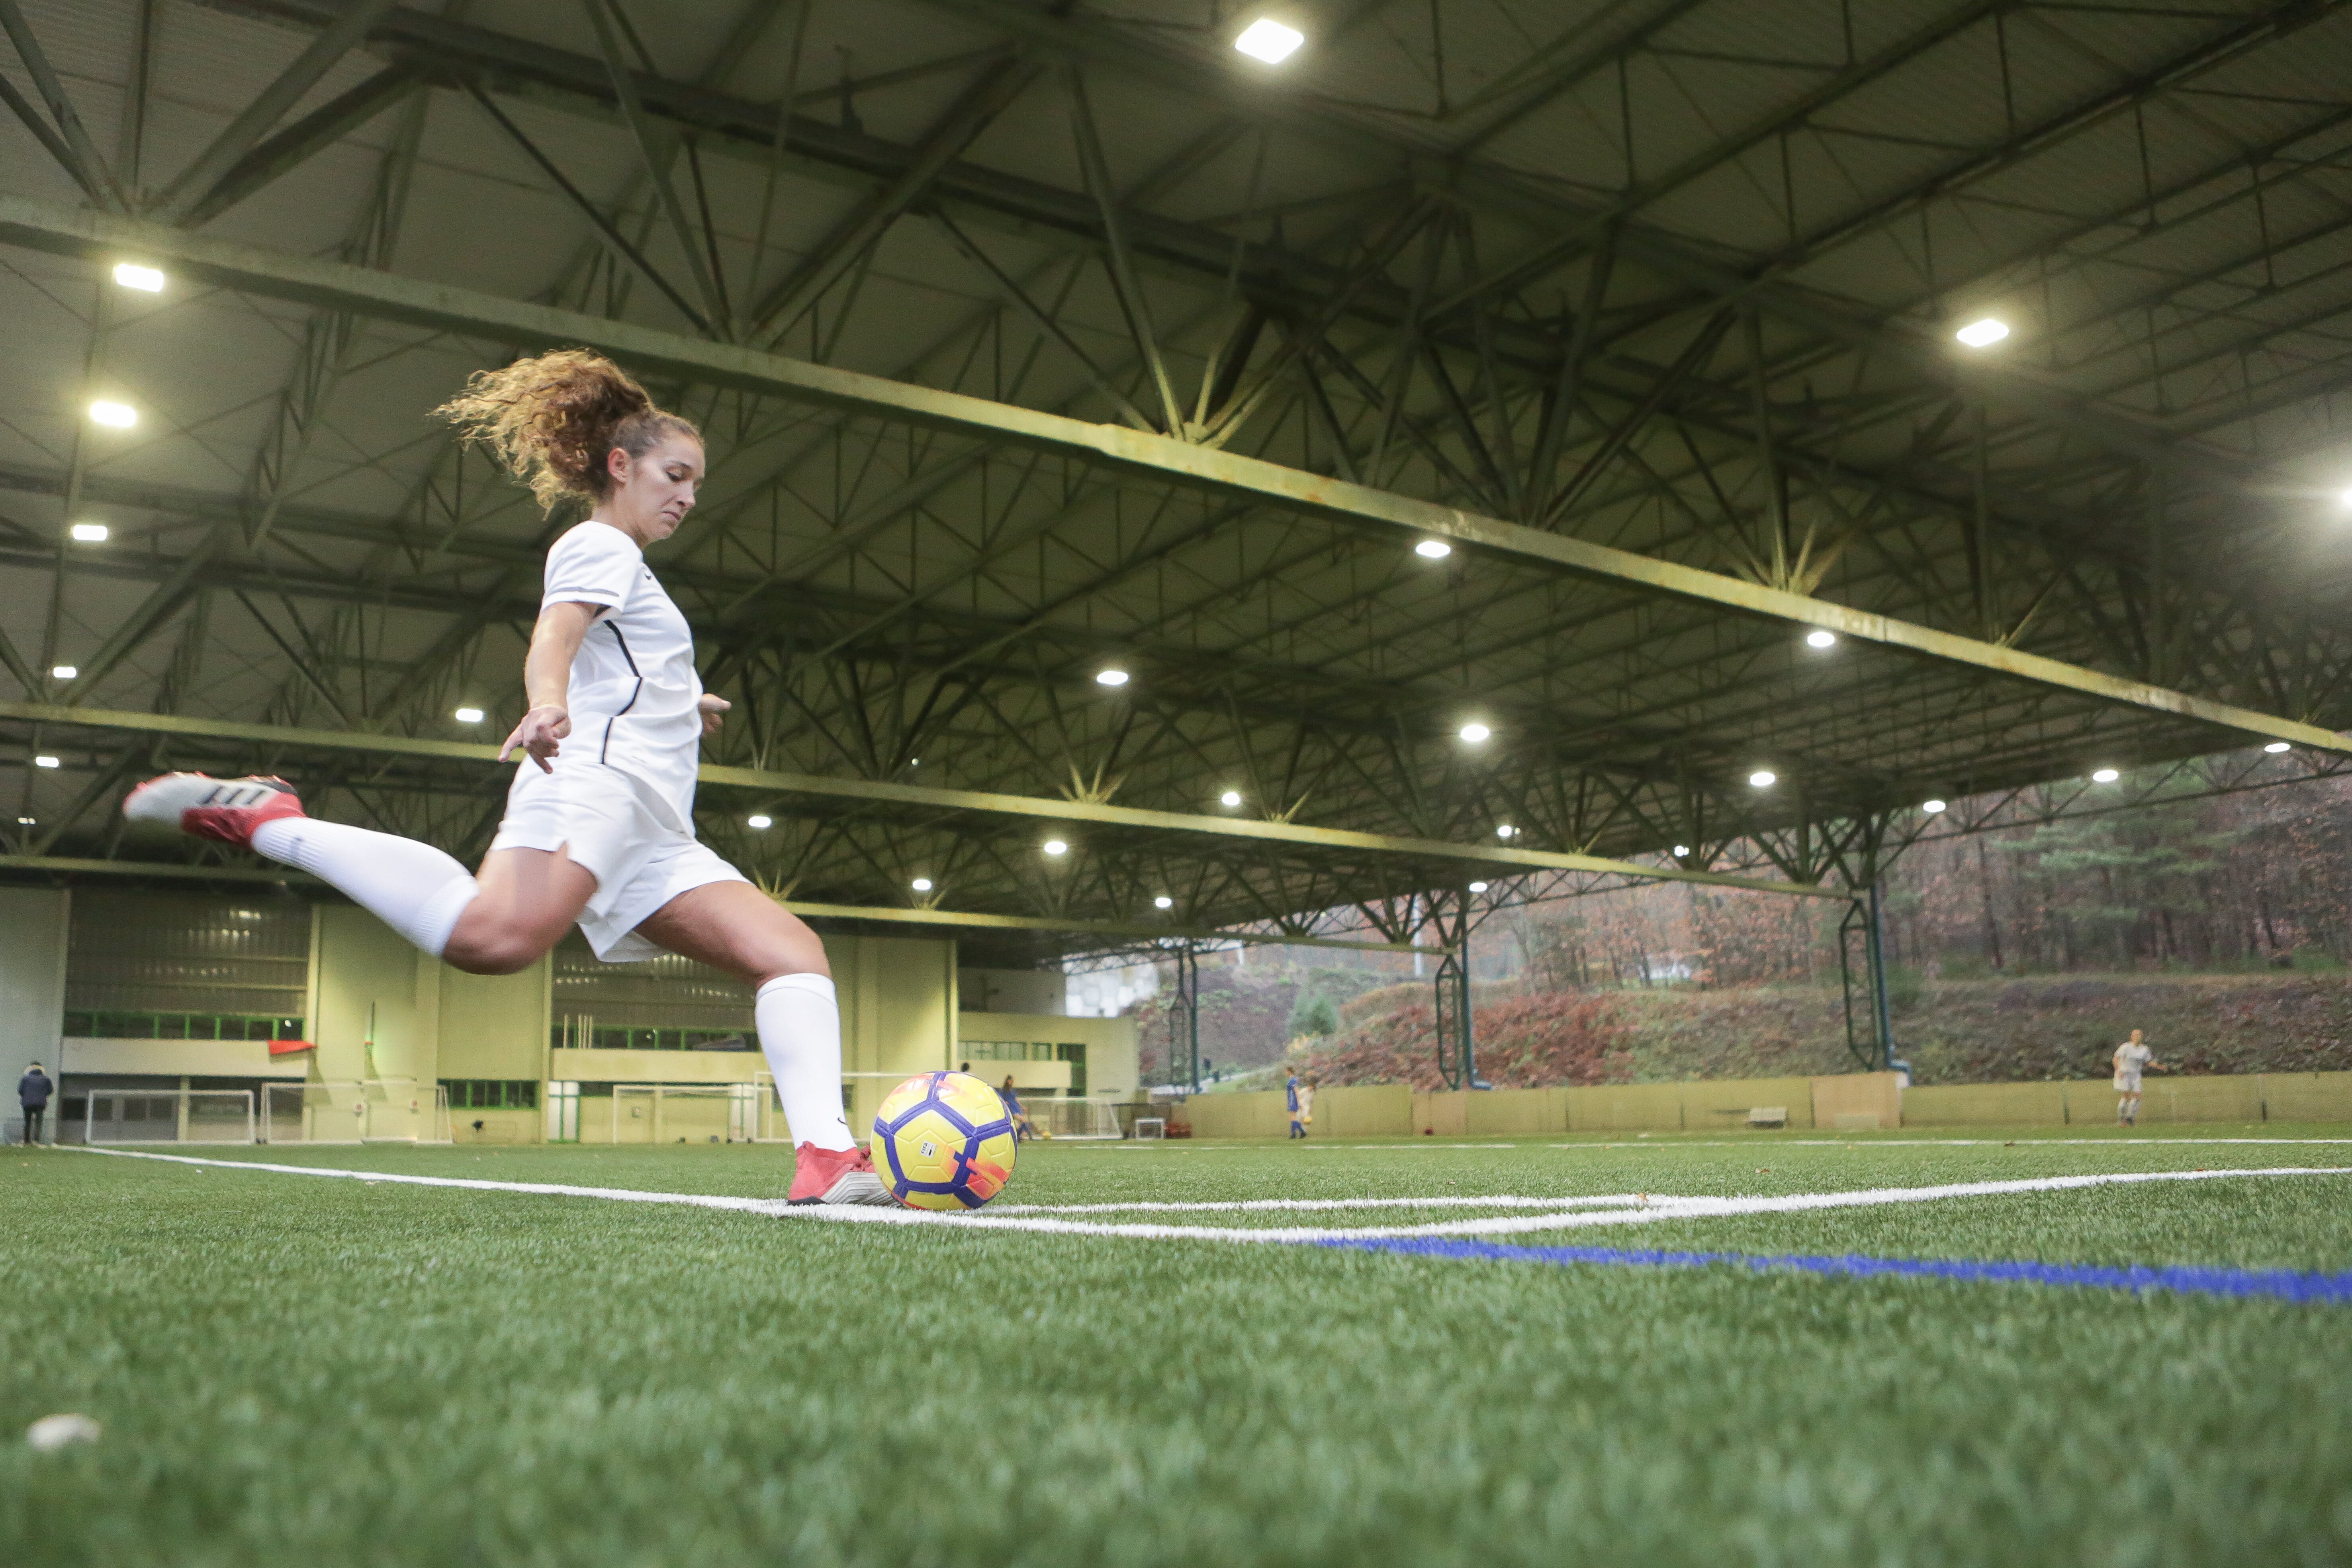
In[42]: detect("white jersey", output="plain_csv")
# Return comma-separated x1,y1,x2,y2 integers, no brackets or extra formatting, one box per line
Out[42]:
2113,1041,2152,1090
541,521,702,831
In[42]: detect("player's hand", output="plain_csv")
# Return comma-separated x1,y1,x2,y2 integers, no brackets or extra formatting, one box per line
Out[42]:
500,705,571,773
698,692,730,737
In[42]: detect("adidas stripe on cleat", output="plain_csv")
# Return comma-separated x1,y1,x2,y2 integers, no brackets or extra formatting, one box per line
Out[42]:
123,772,307,850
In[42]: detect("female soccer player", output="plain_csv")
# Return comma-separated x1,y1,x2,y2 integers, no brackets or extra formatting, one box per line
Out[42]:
124,349,891,1205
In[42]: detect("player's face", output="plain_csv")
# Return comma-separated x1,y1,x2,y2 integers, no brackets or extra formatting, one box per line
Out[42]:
614,435,705,541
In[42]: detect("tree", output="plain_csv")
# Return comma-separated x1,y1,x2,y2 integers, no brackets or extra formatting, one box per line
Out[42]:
1288,992,1340,1038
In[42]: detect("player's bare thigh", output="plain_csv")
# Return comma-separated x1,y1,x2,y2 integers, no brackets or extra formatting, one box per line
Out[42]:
635,879,828,986
443,846,597,976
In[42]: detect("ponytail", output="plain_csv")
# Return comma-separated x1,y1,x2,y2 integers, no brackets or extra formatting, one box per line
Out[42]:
432,348,699,513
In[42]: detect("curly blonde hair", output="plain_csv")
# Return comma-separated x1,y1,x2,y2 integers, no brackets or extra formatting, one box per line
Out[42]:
432,348,700,513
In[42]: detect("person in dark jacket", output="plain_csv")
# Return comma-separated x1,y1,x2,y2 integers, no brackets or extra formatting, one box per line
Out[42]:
18,1063,53,1147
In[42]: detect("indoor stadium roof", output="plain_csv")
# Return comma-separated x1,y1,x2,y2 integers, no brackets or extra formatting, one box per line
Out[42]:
4,0,2350,959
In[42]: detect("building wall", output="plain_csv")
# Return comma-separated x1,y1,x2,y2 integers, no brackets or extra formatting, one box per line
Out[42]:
955,1011,1139,1100
0,887,68,1143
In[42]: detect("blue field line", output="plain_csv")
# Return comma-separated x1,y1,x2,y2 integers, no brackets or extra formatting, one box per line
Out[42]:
1315,1236,2352,1305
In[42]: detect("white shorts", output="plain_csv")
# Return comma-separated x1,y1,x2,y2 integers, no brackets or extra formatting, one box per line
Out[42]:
486,757,746,963
2115,1074,2143,1094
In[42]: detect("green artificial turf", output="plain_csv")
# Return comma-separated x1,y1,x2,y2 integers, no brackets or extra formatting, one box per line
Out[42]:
3,1131,2349,1567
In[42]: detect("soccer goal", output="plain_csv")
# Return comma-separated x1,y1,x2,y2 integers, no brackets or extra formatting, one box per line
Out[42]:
260,1081,451,1145
85,1088,254,1146
1025,1098,1126,1139
608,1083,763,1144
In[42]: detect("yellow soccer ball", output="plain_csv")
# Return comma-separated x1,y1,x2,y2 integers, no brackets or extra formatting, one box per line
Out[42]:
869,1071,1019,1211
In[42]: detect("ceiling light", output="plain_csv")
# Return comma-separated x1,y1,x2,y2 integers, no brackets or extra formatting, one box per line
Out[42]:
88,400,137,429
1154,895,1173,910
50,665,76,680
1955,317,2010,348
1468,881,1488,894
747,813,772,829
113,262,165,292
1234,17,1304,63
1495,824,1516,839
2337,488,2352,510
1923,799,1948,814
1459,722,1490,743
1415,539,1452,559
14,816,31,826
1805,629,1837,649
2264,741,2291,754
452,706,484,724
1219,790,1242,807
1095,668,1129,687
911,877,933,892
33,755,59,768
68,522,108,542
1672,844,1690,857
2090,768,2119,783
1043,839,1068,856
1748,769,1776,788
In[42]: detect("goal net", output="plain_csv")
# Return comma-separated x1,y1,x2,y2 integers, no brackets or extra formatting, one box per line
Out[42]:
86,1088,254,1146
1024,1099,1125,1140
607,1084,763,1144
260,1081,450,1145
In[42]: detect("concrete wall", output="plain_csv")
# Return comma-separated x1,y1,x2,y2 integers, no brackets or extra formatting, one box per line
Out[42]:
1189,1072,1894,1138
838,935,958,1137
955,1011,1139,1099
1903,1072,2352,1126
0,887,68,1143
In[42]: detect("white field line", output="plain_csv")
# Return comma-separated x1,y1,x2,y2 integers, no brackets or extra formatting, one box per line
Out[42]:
72,1147,2352,1246
987,1194,1647,1215
1543,1138,2352,1150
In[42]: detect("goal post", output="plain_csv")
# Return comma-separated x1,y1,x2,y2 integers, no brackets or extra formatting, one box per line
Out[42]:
260,1081,450,1145
85,1088,254,1146
607,1083,763,1144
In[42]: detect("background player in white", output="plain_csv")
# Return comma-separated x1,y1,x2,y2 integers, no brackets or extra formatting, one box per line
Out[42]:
2112,1028,2158,1126
124,349,890,1206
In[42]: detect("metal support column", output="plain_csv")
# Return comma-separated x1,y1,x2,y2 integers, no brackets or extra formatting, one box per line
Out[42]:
1836,885,1895,1071
1165,944,1200,1092
1430,889,1489,1090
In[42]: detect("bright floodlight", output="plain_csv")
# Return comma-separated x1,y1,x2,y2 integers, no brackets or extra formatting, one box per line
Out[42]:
747,813,773,828
2338,488,2352,509
1043,839,1068,856
2091,768,2120,783
1955,317,2010,348
1495,824,1516,839
69,522,108,542
2265,741,2291,754
1415,539,1452,559
911,877,933,892
1459,722,1491,743
1219,789,1243,807
1748,769,1776,788
1234,17,1304,62
1672,844,1690,857
113,262,164,292
88,400,137,429
14,816,31,826
1095,668,1129,686
50,666,76,680
33,755,59,768
1468,881,1488,894
1923,799,1948,814
1154,895,1174,910
1805,629,1837,649
453,706,484,724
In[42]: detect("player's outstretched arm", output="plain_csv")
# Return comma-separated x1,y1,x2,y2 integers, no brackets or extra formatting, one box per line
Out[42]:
500,601,598,772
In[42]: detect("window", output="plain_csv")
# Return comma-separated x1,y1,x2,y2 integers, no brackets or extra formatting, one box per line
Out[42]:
441,1080,539,1110
1057,1043,1088,1097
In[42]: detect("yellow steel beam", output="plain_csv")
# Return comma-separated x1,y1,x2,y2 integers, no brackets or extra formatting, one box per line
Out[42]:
1,700,1840,897
0,196,2337,755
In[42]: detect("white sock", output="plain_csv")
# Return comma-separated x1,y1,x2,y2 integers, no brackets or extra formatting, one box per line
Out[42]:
252,818,480,957
756,973,855,1151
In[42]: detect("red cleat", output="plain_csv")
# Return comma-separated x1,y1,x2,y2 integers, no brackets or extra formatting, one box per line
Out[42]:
787,1143,895,1206
123,772,307,850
